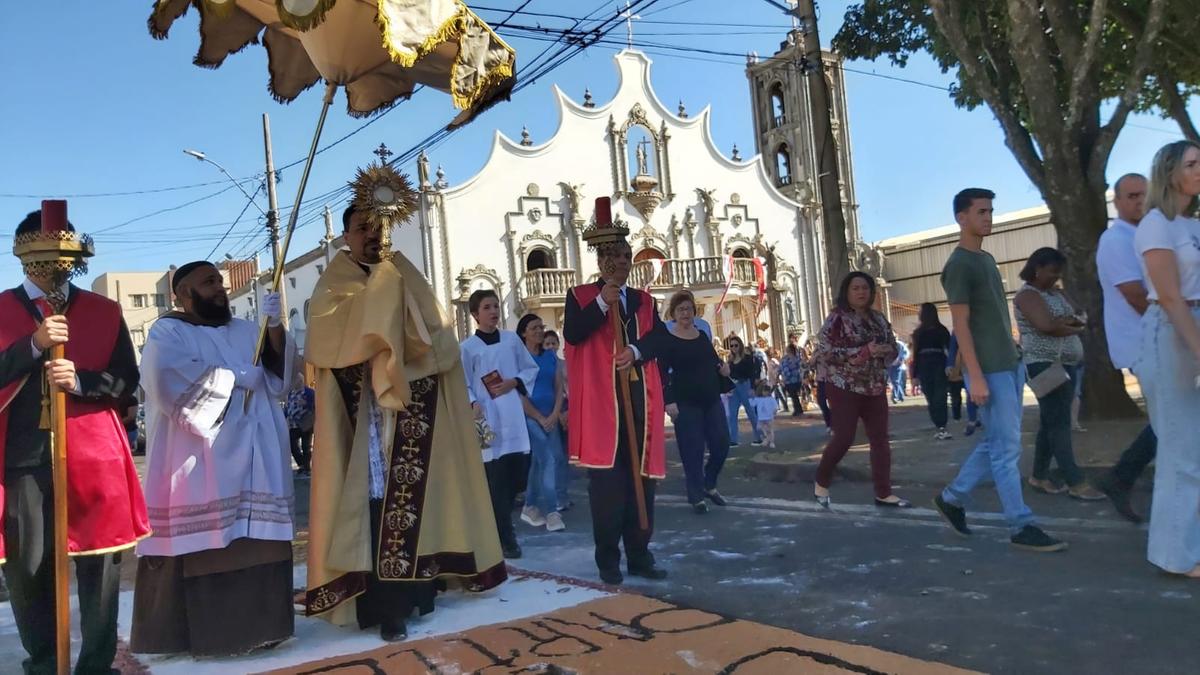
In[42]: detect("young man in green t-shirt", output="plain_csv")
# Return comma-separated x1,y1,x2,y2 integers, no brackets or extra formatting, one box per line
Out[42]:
932,188,1067,552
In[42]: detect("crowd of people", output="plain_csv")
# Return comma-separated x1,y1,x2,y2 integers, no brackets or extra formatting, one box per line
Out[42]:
5,141,1200,673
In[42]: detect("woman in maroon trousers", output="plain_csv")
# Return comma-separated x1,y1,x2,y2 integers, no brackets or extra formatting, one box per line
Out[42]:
813,272,912,509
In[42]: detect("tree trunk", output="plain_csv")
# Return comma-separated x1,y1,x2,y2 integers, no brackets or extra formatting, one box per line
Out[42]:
1043,182,1143,419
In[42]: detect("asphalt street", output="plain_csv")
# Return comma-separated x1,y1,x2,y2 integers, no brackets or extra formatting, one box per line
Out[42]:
511,400,1197,675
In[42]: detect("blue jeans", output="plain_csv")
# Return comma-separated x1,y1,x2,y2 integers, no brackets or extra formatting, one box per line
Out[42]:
726,380,760,443
675,399,731,504
888,366,905,402
525,418,564,515
1027,362,1083,486
941,367,1036,534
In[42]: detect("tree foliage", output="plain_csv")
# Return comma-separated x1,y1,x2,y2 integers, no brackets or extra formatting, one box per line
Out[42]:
832,0,1190,417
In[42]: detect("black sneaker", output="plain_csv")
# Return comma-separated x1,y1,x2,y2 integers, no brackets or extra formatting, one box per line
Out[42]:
1010,525,1068,552
628,565,668,580
502,543,523,559
380,618,408,642
1095,473,1144,524
599,568,624,585
933,495,971,537
691,501,709,514
704,489,728,506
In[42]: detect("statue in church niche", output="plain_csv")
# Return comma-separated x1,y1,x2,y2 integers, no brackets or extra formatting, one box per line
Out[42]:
636,139,650,176
785,296,797,326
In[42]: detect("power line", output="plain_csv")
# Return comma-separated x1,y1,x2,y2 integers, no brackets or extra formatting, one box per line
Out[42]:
206,183,265,259
90,184,242,235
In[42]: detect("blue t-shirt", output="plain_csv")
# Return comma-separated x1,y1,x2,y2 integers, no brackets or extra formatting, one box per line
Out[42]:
530,349,558,416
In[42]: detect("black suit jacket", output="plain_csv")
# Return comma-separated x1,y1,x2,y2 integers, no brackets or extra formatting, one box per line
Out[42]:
0,285,139,472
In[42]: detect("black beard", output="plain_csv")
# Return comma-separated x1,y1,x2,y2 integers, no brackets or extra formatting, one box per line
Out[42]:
190,289,232,325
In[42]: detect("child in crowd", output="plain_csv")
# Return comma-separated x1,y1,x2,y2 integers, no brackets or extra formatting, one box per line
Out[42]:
752,382,779,449
460,289,539,559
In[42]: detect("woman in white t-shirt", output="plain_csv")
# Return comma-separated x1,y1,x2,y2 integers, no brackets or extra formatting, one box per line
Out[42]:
1134,140,1200,578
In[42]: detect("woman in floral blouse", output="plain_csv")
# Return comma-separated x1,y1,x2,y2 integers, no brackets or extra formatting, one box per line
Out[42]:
813,272,911,508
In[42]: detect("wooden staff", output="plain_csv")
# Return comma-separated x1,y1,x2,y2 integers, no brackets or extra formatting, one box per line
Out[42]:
48,341,69,675
611,303,649,531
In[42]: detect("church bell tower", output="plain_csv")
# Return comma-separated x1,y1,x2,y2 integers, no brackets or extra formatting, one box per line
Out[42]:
745,28,862,247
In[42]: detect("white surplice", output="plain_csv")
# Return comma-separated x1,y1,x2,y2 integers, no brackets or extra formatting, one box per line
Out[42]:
460,330,538,462
137,316,297,557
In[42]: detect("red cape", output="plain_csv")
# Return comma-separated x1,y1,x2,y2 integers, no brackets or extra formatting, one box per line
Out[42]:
565,284,666,479
0,288,150,562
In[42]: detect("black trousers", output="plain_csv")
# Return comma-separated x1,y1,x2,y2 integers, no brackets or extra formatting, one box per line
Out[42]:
3,466,122,675
288,428,312,472
587,379,657,574
674,399,730,504
1111,424,1158,488
784,383,803,415
484,453,525,549
918,361,949,428
948,380,964,420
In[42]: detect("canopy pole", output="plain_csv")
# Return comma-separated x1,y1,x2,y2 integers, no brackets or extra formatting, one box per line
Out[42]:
250,81,337,369
50,340,69,675
246,81,337,411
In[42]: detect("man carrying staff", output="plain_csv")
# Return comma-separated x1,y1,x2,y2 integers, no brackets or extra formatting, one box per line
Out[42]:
1,207,149,673
304,164,506,642
132,260,297,656
564,197,669,585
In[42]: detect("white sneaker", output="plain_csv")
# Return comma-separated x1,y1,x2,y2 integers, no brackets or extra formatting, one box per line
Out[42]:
769,442,777,449
520,506,545,527
545,512,566,531
935,428,952,441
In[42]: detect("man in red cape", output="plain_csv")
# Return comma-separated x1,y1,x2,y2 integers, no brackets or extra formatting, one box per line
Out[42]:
0,209,150,673
563,199,668,585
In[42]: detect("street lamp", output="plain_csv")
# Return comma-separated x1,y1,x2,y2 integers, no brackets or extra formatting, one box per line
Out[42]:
182,149,267,217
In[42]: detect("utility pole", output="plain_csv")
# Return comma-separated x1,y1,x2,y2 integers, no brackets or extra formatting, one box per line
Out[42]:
792,0,850,291
262,112,289,327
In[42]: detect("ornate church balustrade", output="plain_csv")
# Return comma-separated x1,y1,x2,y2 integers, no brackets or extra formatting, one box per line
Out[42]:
522,268,578,308
629,257,758,292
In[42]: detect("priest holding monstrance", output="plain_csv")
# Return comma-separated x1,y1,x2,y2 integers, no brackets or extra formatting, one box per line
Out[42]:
564,197,669,585
305,155,506,642
0,204,149,673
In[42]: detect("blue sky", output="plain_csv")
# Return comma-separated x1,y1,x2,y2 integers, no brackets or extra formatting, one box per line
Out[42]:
1,0,1193,285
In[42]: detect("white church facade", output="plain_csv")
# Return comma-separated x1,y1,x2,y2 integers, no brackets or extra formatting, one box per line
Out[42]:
417,49,827,345
228,46,866,350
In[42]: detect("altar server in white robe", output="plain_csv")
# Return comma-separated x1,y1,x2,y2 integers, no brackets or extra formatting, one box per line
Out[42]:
131,260,298,657
460,288,538,559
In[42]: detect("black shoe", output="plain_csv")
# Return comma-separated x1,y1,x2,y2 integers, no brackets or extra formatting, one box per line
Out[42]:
704,489,727,506
1096,473,1144,524
599,568,624,585
933,495,971,537
380,618,408,642
502,543,522,559
1010,525,1068,552
691,501,709,514
628,565,668,580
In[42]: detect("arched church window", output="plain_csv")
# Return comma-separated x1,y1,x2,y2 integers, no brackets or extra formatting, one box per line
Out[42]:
634,248,666,263
775,145,793,186
732,247,752,259
525,248,556,272
770,84,786,127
